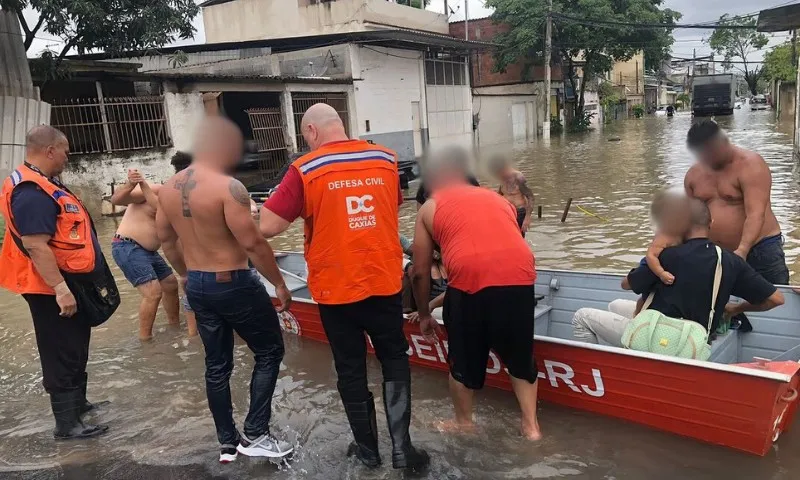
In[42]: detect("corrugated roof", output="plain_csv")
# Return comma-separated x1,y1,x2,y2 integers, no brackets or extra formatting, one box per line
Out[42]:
757,4,800,32
149,72,354,84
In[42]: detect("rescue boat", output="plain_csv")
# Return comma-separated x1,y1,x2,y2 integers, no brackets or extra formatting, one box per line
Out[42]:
264,252,800,456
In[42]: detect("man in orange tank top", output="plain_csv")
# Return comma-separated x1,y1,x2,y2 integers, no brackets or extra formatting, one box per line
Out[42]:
411,146,542,441
260,103,430,475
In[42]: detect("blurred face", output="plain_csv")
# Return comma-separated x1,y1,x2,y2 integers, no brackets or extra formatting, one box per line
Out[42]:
47,139,70,176
302,123,321,151
656,198,692,237
692,135,730,170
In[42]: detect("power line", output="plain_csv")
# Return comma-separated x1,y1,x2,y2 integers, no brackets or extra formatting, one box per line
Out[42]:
553,13,763,30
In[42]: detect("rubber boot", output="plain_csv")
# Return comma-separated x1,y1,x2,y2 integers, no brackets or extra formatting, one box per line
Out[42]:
383,381,430,476
344,392,382,468
79,373,109,416
50,390,109,440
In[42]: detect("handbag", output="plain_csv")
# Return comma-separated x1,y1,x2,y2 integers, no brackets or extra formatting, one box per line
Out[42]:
620,245,722,361
62,256,120,327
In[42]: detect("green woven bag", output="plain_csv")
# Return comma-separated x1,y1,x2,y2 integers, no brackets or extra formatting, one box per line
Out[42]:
621,246,722,361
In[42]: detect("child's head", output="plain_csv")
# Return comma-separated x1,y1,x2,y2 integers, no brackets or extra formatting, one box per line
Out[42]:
650,188,691,237
487,154,512,178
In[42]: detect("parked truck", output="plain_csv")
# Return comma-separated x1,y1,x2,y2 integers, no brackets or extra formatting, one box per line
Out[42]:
692,74,736,116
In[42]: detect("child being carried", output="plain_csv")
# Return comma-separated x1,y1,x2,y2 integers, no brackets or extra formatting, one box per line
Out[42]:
634,188,692,316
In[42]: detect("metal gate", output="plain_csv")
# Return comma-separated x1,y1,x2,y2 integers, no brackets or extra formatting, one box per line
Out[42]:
245,107,290,178
291,92,349,151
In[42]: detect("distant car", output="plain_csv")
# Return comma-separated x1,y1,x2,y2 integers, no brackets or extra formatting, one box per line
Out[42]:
654,106,667,116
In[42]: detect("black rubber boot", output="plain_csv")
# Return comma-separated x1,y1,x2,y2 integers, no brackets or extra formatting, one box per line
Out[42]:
50,390,109,440
79,373,109,416
383,381,430,477
344,392,382,468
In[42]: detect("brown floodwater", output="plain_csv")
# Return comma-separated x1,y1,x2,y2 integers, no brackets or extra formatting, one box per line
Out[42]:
1,110,799,479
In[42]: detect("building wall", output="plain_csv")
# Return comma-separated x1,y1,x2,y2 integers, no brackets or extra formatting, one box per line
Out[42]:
472,83,540,146
610,52,645,104
203,0,447,44
777,81,796,123
61,92,204,195
449,18,562,87
353,46,423,161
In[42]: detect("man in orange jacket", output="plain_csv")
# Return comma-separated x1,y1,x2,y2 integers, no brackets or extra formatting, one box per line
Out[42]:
260,103,430,475
0,126,110,439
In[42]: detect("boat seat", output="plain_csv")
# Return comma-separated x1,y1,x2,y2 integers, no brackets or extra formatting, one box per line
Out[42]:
431,303,552,322
708,329,739,364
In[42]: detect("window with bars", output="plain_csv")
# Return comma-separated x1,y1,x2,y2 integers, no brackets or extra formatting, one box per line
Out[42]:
425,53,467,86
291,92,349,151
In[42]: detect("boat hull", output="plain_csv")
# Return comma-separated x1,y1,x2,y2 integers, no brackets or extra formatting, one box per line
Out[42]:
274,298,800,456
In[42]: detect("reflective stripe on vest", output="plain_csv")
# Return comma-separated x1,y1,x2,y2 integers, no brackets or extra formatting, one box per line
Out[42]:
0,164,96,295
293,140,403,305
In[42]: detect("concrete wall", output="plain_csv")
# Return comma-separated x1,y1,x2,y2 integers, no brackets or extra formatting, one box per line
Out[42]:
353,46,423,161
776,81,796,123
472,83,540,146
203,0,447,44
102,49,269,72
610,52,645,100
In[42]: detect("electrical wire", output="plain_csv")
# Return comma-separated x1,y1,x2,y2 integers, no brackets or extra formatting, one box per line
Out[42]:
553,13,764,30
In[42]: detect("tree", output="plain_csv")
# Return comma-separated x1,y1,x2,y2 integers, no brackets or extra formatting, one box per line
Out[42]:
486,0,679,125
707,14,769,96
763,41,797,84
0,0,199,63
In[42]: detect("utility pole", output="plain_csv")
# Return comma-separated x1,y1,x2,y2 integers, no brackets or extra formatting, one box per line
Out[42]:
464,0,469,40
543,0,553,137
793,30,797,68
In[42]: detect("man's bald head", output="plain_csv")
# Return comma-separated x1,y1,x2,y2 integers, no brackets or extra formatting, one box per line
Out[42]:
25,125,70,176
299,103,348,150
192,116,244,172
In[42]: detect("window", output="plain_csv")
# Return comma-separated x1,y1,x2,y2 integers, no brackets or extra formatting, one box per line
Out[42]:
425,52,467,86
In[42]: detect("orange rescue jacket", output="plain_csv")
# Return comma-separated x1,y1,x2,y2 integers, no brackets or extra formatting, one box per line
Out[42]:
294,140,402,305
0,164,96,295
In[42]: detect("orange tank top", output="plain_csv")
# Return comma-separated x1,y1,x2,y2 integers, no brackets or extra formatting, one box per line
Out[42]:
432,184,536,293
294,139,402,305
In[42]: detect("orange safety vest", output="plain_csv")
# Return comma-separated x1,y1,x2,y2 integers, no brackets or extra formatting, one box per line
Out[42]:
0,164,96,295
294,139,402,305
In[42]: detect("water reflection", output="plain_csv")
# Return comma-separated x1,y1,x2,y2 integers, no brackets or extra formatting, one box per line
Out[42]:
0,109,798,478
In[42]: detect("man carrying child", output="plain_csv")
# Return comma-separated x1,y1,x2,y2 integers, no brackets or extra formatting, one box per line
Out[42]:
572,193,785,346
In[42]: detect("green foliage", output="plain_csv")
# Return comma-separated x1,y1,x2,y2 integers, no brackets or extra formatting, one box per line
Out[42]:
598,81,621,122
168,50,189,69
486,0,679,122
632,104,645,118
707,14,769,96
676,92,690,108
409,0,431,8
567,109,595,132
1,0,199,63
550,115,563,135
763,41,797,83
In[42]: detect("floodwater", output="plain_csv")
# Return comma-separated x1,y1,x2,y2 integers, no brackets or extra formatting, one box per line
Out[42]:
1,109,799,480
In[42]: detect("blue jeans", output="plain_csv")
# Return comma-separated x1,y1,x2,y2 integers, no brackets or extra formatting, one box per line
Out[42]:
747,234,790,285
185,270,285,446
111,239,173,287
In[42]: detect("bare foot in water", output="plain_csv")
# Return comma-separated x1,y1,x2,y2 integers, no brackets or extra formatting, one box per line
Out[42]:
435,419,477,434
521,422,542,441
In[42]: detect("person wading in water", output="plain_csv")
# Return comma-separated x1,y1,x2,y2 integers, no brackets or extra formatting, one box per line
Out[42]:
260,103,430,476
156,117,293,464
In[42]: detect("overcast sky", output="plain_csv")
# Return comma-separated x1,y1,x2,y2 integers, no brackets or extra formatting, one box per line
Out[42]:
25,0,795,66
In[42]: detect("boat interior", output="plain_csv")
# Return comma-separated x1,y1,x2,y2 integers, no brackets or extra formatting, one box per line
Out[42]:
271,252,800,366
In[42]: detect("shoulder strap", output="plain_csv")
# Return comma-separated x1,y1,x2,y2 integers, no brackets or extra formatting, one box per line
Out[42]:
640,291,655,312
706,246,723,337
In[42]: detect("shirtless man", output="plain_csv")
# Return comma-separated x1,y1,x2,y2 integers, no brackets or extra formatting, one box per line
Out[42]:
488,155,534,236
156,116,293,464
110,169,185,340
684,120,789,285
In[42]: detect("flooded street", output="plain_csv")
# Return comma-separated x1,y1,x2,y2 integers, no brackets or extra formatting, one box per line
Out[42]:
2,109,800,479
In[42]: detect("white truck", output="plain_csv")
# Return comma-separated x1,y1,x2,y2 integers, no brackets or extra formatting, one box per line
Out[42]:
692,74,736,116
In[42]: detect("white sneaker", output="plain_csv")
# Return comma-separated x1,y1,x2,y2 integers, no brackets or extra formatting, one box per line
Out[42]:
219,445,238,464
237,433,294,458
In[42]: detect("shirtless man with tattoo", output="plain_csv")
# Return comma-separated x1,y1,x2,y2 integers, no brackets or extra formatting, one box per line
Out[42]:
684,120,788,285
156,116,293,463
489,155,534,237
110,169,190,340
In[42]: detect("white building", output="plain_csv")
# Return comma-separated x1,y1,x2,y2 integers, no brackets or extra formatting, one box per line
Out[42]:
57,0,485,191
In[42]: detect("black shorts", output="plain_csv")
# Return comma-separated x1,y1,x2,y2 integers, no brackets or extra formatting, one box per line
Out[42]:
443,285,538,389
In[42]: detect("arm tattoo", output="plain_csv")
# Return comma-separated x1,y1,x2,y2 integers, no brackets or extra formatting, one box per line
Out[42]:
229,179,251,207
173,168,197,218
